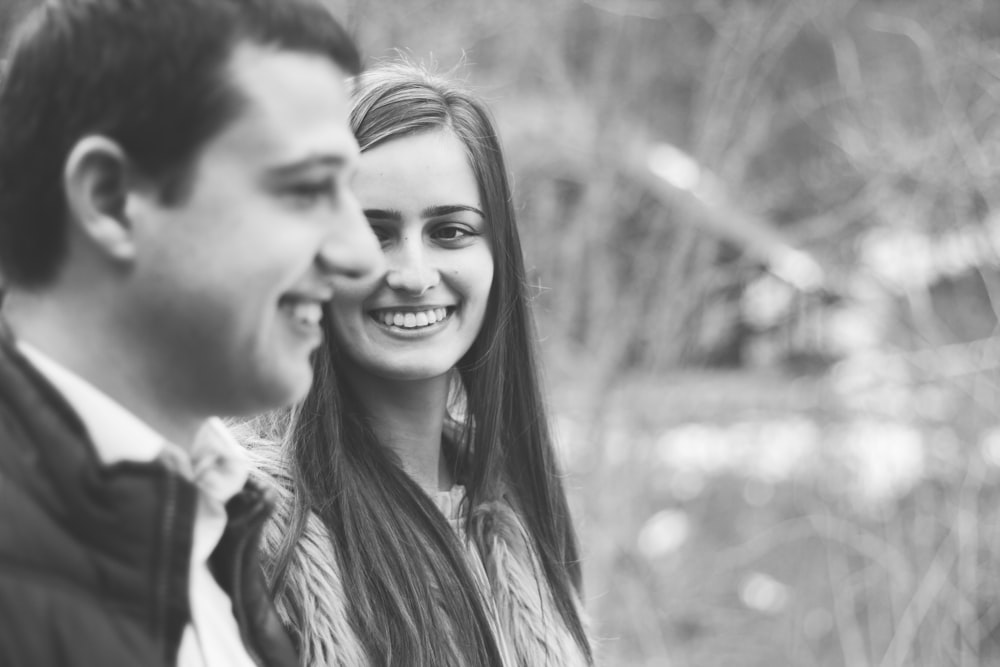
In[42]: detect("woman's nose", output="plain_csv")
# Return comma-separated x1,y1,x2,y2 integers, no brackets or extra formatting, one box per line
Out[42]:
385,241,440,296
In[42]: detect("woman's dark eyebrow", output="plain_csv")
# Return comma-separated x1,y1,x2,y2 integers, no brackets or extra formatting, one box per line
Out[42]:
421,204,484,218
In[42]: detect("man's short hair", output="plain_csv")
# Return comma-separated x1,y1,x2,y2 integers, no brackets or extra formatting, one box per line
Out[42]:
0,0,361,288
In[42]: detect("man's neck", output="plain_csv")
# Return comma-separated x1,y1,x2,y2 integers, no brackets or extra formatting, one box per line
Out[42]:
4,292,204,448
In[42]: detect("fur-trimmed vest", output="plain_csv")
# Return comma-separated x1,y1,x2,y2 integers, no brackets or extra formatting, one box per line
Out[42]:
247,441,591,667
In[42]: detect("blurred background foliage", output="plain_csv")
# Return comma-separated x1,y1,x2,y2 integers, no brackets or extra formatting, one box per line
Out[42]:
6,0,1000,664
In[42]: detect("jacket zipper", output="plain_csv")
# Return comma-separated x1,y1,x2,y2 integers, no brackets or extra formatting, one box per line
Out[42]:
157,472,178,662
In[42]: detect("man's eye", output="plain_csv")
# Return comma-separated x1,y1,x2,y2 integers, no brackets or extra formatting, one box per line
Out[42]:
283,181,334,207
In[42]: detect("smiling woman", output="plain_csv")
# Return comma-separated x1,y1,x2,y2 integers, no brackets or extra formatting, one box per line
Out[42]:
242,62,594,667
330,128,494,384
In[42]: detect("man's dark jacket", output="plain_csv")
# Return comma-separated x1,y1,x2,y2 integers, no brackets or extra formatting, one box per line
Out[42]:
0,324,298,666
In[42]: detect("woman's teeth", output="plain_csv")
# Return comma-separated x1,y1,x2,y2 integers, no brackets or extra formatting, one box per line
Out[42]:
378,308,448,329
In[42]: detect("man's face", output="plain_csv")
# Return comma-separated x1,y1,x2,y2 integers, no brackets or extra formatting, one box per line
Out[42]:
125,43,383,419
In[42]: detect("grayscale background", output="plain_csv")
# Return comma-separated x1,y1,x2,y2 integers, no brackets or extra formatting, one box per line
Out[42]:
4,1,1000,664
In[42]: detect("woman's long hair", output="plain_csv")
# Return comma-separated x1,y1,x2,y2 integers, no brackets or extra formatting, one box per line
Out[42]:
267,62,592,666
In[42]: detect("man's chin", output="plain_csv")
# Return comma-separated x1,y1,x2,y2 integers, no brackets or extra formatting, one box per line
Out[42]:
233,366,314,416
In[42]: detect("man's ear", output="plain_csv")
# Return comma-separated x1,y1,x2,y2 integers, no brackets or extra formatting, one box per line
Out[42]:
63,136,139,262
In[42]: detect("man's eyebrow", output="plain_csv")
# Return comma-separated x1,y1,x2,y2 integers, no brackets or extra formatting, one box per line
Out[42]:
363,208,402,221
421,204,484,218
267,155,347,178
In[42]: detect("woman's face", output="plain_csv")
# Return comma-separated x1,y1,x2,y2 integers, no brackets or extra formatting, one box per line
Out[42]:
329,128,494,382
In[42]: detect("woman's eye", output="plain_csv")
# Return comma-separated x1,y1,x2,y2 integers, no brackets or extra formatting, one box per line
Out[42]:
432,224,476,242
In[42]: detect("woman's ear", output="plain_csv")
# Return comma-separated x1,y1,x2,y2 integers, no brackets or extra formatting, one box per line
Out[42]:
62,135,138,262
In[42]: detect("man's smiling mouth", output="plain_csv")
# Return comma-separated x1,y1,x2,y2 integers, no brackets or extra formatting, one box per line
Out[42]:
279,296,326,326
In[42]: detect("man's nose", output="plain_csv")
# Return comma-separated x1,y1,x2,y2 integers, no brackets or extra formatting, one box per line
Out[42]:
316,198,385,285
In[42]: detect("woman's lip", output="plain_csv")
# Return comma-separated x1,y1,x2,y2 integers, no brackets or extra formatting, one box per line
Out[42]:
367,305,453,313
367,305,456,320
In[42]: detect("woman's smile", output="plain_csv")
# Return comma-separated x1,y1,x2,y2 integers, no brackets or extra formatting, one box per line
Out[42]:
367,305,458,338
369,306,454,329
